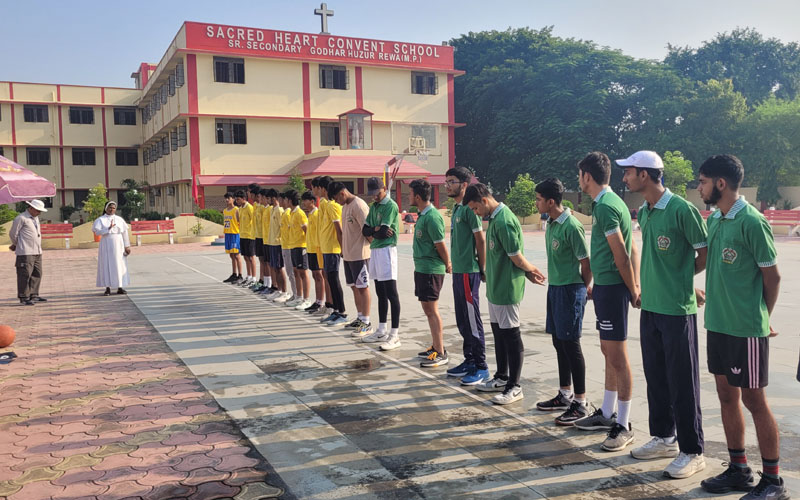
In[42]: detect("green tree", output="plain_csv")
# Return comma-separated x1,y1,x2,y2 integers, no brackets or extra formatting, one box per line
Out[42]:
662,151,693,198
119,178,147,221
285,169,306,193
0,204,18,237
83,183,108,221
505,173,537,223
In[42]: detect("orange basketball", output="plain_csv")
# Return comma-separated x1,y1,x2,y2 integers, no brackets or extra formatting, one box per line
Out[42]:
0,325,16,348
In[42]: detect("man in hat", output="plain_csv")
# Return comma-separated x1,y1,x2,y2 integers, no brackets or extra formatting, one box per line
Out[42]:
9,199,47,305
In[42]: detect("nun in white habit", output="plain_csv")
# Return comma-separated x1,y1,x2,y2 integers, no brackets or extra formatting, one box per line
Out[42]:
92,201,131,295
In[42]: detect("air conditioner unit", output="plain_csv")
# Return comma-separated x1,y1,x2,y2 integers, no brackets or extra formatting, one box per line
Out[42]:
408,136,426,152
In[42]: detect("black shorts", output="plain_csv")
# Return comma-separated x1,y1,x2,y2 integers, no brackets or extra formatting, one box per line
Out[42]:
707,330,769,389
546,283,588,341
308,252,321,272
268,245,283,269
323,253,341,273
240,238,255,257
592,283,630,341
255,239,266,258
291,248,309,270
414,272,444,302
344,259,370,288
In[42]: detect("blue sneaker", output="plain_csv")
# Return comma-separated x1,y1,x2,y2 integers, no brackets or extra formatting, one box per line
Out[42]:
446,361,475,378
460,368,490,386
320,312,337,323
327,314,349,326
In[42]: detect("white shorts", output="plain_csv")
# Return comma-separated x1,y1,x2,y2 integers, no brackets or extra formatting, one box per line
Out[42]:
488,302,521,329
368,246,398,281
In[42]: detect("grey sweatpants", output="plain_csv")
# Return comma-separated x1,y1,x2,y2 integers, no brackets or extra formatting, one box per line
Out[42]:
16,254,43,300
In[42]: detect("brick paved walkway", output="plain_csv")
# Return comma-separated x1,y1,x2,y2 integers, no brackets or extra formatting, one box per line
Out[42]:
0,245,285,499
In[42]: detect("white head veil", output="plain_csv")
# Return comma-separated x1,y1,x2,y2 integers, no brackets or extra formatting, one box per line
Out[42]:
104,201,117,212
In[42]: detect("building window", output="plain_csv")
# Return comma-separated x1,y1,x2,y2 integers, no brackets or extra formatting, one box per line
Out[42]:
214,57,245,84
171,130,178,151
69,107,95,124
178,123,187,146
27,148,50,165
320,122,340,146
319,65,348,90
72,148,96,166
215,119,247,144
167,186,176,196
74,189,89,208
161,136,170,156
154,95,161,111
0,147,3,157
411,72,438,95
168,75,176,96
116,149,138,166
161,85,168,104
143,149,150,165
175,62,185,87
141,107,149,124
342,181,355,193
113,107,137,125
23,105,49,123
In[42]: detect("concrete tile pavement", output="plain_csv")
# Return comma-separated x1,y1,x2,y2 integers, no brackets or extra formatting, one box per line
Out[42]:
0,244,285,499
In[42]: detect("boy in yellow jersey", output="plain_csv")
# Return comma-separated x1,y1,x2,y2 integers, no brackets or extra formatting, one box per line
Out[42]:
222,192,243,283
302,190,325,314
235,190,257,287
317,176,348,326
258,188,276,296
286,190,312,309
312,177,333,317
275,191,299,304
250,185,268,292
265,189,288,301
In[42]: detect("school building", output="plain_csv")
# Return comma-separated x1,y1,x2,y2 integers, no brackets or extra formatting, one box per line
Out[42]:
0,20,462,218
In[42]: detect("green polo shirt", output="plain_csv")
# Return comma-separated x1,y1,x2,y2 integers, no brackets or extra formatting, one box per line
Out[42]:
450,202,482,274
590,187,632,286
486,203,525,305
705,197,777,338
365,195,399,249
638,189,708,316
412,204,446,274
545,208,589,286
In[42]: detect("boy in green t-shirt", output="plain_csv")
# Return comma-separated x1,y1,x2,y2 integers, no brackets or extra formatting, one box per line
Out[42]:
572,152,640,454
618,150,707,479
696,155,786,499
534,178,592,427
464,183,546,405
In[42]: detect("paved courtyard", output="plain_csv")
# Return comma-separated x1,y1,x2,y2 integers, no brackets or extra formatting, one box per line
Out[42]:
1,233,798,499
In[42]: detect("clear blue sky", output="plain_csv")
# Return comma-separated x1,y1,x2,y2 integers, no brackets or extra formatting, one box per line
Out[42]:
3,0,799,88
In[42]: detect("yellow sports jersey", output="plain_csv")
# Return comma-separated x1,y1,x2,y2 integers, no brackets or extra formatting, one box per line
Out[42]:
306,207,320,252
261,205,272,243
287,206,309,249
268,205,283,246
319,199,342,254
238,201,255,240
279,208,291,249
253,203,263,239
223,207,239,234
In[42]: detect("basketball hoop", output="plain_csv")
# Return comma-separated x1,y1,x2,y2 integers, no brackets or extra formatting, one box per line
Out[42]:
416,149,429,165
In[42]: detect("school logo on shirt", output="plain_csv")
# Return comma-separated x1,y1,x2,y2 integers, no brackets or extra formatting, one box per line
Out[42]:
722,247,738,264
489,238,496,250
657,235,671,251
551,239,560,250
416,229,422,239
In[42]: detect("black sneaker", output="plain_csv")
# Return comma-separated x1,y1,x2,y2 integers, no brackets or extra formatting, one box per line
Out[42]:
232,275,244,285
555,400,590,426
420,350,449,368
305,303,320,313
223,273,237,283
740,473,790,500
418,345,435,359
536,392,572,411
700,463,756,493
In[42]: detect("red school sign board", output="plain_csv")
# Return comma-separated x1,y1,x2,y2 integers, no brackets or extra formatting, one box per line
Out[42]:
184,22,455,72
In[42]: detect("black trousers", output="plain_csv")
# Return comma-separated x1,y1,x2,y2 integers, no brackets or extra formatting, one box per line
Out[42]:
16,254,43,300
640,310,704,454
490,322,524,390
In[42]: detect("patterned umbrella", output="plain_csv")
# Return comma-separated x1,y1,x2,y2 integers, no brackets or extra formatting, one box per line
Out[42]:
0,155,56,204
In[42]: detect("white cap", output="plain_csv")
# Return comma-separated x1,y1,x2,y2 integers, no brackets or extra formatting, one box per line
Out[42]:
25,199,48,212
615,150,663,170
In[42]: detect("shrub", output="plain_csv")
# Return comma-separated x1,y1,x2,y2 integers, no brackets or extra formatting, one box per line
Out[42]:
83,183,109,221
195,209,223,225
563,200,574,210
60,205,78,222
141,211,163,220
163,212,176,220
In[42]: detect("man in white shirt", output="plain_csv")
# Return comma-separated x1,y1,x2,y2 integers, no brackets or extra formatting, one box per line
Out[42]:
9,199,47,306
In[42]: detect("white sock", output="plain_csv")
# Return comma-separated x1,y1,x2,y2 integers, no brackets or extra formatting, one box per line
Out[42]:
378,323,387,333
559,388,573,399
390,328,399,336
617,399,631,429
576,397,587,405
362,316,370,324
663,435,677,444
316,300,324,306
601,390,618,419
265,277,272,287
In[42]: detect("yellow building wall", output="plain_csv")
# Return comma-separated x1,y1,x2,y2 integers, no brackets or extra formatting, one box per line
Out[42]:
13,105,58,145
60,86,102,104
104,107,143,147
0,83,11,100
15,148,60,190
109,159,144,190
64,147,102,188
361,67,449,123
61,106,104,146
103,88,139,106
195,56,304,117
308,63,357,118
13,83,58,102
198,117,304,175
0,103,12,144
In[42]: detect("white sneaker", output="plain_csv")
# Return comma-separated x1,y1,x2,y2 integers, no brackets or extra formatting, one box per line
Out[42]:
379,333,401,351
317,307,332,316
475,377,508,392
361,330,388,343
286,297,302,307
266,290,282,301
630,436,679,460
295,300,313,311
491,386,523,405
273,293,291,304
663,452,706,479
350,323,372,337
